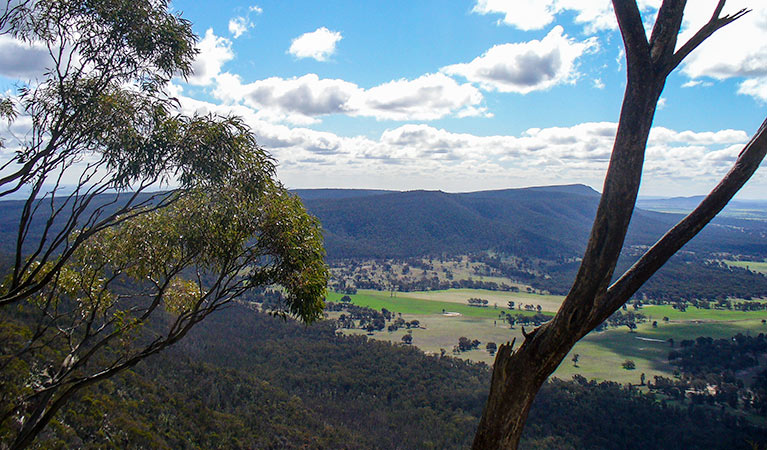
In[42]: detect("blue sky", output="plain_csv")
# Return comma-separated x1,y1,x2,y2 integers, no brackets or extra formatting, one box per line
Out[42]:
3,1,767,198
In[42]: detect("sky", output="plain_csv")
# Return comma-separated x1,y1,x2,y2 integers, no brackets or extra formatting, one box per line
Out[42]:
2,0,767,198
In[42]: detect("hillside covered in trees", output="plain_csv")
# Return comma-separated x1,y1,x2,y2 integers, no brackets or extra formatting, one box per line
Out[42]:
298,186,767,260
8,304,765,449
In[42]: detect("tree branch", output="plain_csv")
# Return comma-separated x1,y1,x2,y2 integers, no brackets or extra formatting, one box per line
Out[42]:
598,117,767,320
666,1,750,75
649,0,686,69
612,0,651,75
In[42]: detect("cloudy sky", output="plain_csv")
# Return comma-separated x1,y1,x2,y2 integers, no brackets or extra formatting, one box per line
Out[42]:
3,0,767,198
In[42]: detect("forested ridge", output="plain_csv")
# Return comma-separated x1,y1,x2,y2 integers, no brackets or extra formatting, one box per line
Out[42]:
5,187,766,302
3,186,766,261
7,303,765,449
298,186,767,260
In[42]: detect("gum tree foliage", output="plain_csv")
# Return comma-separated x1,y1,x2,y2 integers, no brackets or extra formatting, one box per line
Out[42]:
0,1,327,448
472,1,767,448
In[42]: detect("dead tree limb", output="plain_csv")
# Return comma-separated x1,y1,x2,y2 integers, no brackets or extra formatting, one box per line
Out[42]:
472,1,761,448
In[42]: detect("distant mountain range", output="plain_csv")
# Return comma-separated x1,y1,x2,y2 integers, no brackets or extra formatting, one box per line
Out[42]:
1,185,765,262
296,185,767,260
637,195,767,220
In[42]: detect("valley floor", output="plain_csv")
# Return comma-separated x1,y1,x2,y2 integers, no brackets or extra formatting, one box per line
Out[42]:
328,289,767,386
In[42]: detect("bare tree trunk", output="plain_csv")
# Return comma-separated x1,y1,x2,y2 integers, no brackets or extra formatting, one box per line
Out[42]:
472,1,759,448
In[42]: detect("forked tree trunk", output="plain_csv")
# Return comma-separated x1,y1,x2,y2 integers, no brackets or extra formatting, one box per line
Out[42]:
472,1,762,448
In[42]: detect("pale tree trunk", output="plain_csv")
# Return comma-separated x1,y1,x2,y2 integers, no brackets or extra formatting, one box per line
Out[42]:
472,1,762,448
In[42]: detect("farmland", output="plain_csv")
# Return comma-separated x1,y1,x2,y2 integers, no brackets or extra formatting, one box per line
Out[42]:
328,288,767,385
726,260,767,274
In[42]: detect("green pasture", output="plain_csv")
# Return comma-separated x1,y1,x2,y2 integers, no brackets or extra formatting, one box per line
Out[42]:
725,259,767,274
640,304,766,321
554,331,670,385
325,289,549,319
330,288,767,384
560,318,767,380
638,317,767,341
393,288,564,312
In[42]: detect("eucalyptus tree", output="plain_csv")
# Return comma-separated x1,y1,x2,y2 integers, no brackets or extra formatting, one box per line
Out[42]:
0,1,328,448
472,1,767,448
1,0,201,308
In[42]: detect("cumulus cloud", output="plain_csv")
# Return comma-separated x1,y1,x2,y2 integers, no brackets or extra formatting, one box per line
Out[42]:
352,73,485,120
288,27,342,62
472,0,767,103
677,1,767,101
441,26,596,94
0,35,49,79
187,29,233,86
472,0,556,31
166,86,761,193
212,72,485,123
214,73,357,124
472,0,660,33
738,77,767,101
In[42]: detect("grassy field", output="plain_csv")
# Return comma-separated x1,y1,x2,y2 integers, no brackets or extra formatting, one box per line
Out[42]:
640,304,765,321
326,289,550,319
330,288,767,384
404,288,564,312
343,313,767,384
557,318,767,382
725,259,767,274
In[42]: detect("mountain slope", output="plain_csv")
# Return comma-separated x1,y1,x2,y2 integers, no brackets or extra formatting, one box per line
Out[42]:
1,185,764,262
298,185,767,260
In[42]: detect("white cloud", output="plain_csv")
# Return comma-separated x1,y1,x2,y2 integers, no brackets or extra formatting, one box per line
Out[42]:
212,72,485,123
188,29,233,86
214,73,358,124
649,127,748,145
0,35,49,79
616,48,624,72
472,0,556,31
228,17,250,38
738,77,767,101
186,28,483,124
441,26,596,94
471,0,766,103
593,78,605,89
678,1,767,101
288,27,342,62
228,5,262,39
166,86,761,194
472,0,661,33
352,73,485,121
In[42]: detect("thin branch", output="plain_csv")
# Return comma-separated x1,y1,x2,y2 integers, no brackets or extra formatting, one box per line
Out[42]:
712,0,727,22
666,2,750,75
